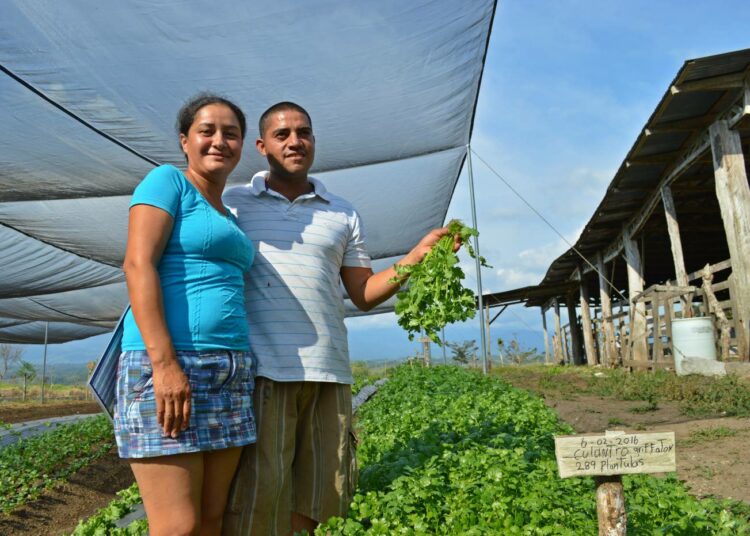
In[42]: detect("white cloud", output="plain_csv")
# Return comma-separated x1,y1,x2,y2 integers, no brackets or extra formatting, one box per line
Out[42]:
494,267,542,289
345,312,397,330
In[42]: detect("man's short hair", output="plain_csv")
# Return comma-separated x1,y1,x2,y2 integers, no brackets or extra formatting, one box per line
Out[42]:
258,102,312,136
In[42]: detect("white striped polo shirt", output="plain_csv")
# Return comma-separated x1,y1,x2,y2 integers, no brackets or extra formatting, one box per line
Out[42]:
223,172,372,384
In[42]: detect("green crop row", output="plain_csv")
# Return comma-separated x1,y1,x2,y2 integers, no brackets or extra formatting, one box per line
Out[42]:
0,415,114,512
319,365,750,535
70,482,147,535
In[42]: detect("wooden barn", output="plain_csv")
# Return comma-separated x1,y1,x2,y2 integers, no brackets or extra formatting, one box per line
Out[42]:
484,48,750,372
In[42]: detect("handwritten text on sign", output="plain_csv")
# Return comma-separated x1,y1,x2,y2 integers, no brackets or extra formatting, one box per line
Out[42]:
554,431,676,478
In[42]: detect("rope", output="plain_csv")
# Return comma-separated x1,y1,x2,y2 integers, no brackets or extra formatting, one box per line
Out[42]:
470,147,696,365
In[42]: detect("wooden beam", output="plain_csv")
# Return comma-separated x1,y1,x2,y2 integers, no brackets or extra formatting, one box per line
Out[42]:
660,184,693,318
541,307,551,365
627,150,683,166
566,292,584,365
594,84,749,271
710,120,750,360
597,253,618,367
629,96,746,239
623,229,648,362
579,282,597,366
671,70,749,93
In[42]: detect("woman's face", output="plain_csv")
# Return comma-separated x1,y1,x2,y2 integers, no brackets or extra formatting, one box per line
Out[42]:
180,103,243,179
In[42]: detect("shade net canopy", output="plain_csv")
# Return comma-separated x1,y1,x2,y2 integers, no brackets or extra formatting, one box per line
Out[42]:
0,0,496,343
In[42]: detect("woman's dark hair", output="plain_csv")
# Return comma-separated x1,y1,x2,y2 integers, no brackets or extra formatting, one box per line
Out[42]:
176,92,247,140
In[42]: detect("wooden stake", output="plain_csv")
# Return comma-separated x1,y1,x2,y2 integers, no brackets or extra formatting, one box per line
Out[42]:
596,475,627,536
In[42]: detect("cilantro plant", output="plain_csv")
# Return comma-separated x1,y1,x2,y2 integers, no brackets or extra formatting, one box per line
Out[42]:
392,220,490,344
0,415,114,512
70,482,147,535
318,365,750,535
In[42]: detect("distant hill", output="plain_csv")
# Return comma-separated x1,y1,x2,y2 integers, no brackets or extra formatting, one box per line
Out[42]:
13,332,112,366
7,361,91,385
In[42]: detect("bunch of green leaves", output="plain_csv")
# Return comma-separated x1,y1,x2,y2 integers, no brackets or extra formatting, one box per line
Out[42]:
70,482,148,535
318,365,750,535
391,220,490,344
0,415,114,512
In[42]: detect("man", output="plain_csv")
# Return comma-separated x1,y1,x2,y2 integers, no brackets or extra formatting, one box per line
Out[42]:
223,102,459,535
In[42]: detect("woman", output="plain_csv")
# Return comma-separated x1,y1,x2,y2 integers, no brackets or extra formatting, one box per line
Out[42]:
115,93,255,536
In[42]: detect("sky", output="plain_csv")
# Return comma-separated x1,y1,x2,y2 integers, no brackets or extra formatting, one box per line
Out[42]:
18,0,750,366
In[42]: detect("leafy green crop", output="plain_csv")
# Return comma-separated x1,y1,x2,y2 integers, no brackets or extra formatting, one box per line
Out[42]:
70,482,147,535
392,220,490,344
318,365,750,535
0,415,114,513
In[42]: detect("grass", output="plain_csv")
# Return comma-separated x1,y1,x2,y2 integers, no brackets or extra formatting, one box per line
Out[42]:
491,365,750,418
682,426,740,446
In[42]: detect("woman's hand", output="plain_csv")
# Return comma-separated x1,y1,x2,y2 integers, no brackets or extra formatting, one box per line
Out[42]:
152,360,192,438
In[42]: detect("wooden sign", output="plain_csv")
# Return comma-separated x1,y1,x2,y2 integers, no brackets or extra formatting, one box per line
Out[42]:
554,430,676,479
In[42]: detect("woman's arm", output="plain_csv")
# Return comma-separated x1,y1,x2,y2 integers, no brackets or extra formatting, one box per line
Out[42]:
123,204,191,439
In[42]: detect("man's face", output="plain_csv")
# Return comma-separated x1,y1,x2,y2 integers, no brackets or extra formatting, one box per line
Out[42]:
256,109,315,180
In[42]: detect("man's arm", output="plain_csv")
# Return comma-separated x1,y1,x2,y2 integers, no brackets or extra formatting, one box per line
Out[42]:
340,227,461,312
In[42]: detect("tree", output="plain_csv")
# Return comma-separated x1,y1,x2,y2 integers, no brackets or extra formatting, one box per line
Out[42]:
0,344,23,381
497,335,542,365
17,361,36,402
447,340,478,365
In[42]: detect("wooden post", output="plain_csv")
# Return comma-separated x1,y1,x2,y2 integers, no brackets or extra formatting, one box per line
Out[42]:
597,253,617,367
596,476,627,536
553,298,563,364
710,120,750,360
566,292,584,365
623,230,648,362
580,281,598,366
541,307,551,364
420,336,431,367
652,296,663,362
702,265,732,361
661,185,693,318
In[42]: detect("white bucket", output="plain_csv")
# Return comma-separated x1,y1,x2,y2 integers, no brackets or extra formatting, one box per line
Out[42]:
672,317,717,375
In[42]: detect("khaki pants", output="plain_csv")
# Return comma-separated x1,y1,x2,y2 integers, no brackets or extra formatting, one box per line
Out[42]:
223,378,357,535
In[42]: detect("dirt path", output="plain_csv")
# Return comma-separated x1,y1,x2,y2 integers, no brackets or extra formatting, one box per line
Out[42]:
0,401,101,424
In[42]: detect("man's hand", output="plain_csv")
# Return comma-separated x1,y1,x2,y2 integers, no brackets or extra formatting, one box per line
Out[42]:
399,226,463,267
341,226,464,312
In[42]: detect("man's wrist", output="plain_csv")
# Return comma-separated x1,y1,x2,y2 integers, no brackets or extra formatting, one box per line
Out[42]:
400,250,421,267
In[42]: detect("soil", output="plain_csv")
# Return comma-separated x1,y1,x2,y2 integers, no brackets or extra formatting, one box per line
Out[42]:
0,401,101,424
0,448,134,536
499,371,750,505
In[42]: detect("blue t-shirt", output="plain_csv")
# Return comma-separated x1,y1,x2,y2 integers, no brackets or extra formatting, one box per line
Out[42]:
122,165,255,351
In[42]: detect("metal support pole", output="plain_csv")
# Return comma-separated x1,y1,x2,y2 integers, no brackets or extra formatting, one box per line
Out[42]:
41,321,48,404
466,145,488,374
441,327,447,365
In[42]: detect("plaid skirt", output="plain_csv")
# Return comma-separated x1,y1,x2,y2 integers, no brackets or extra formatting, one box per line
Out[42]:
114,349,256,459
